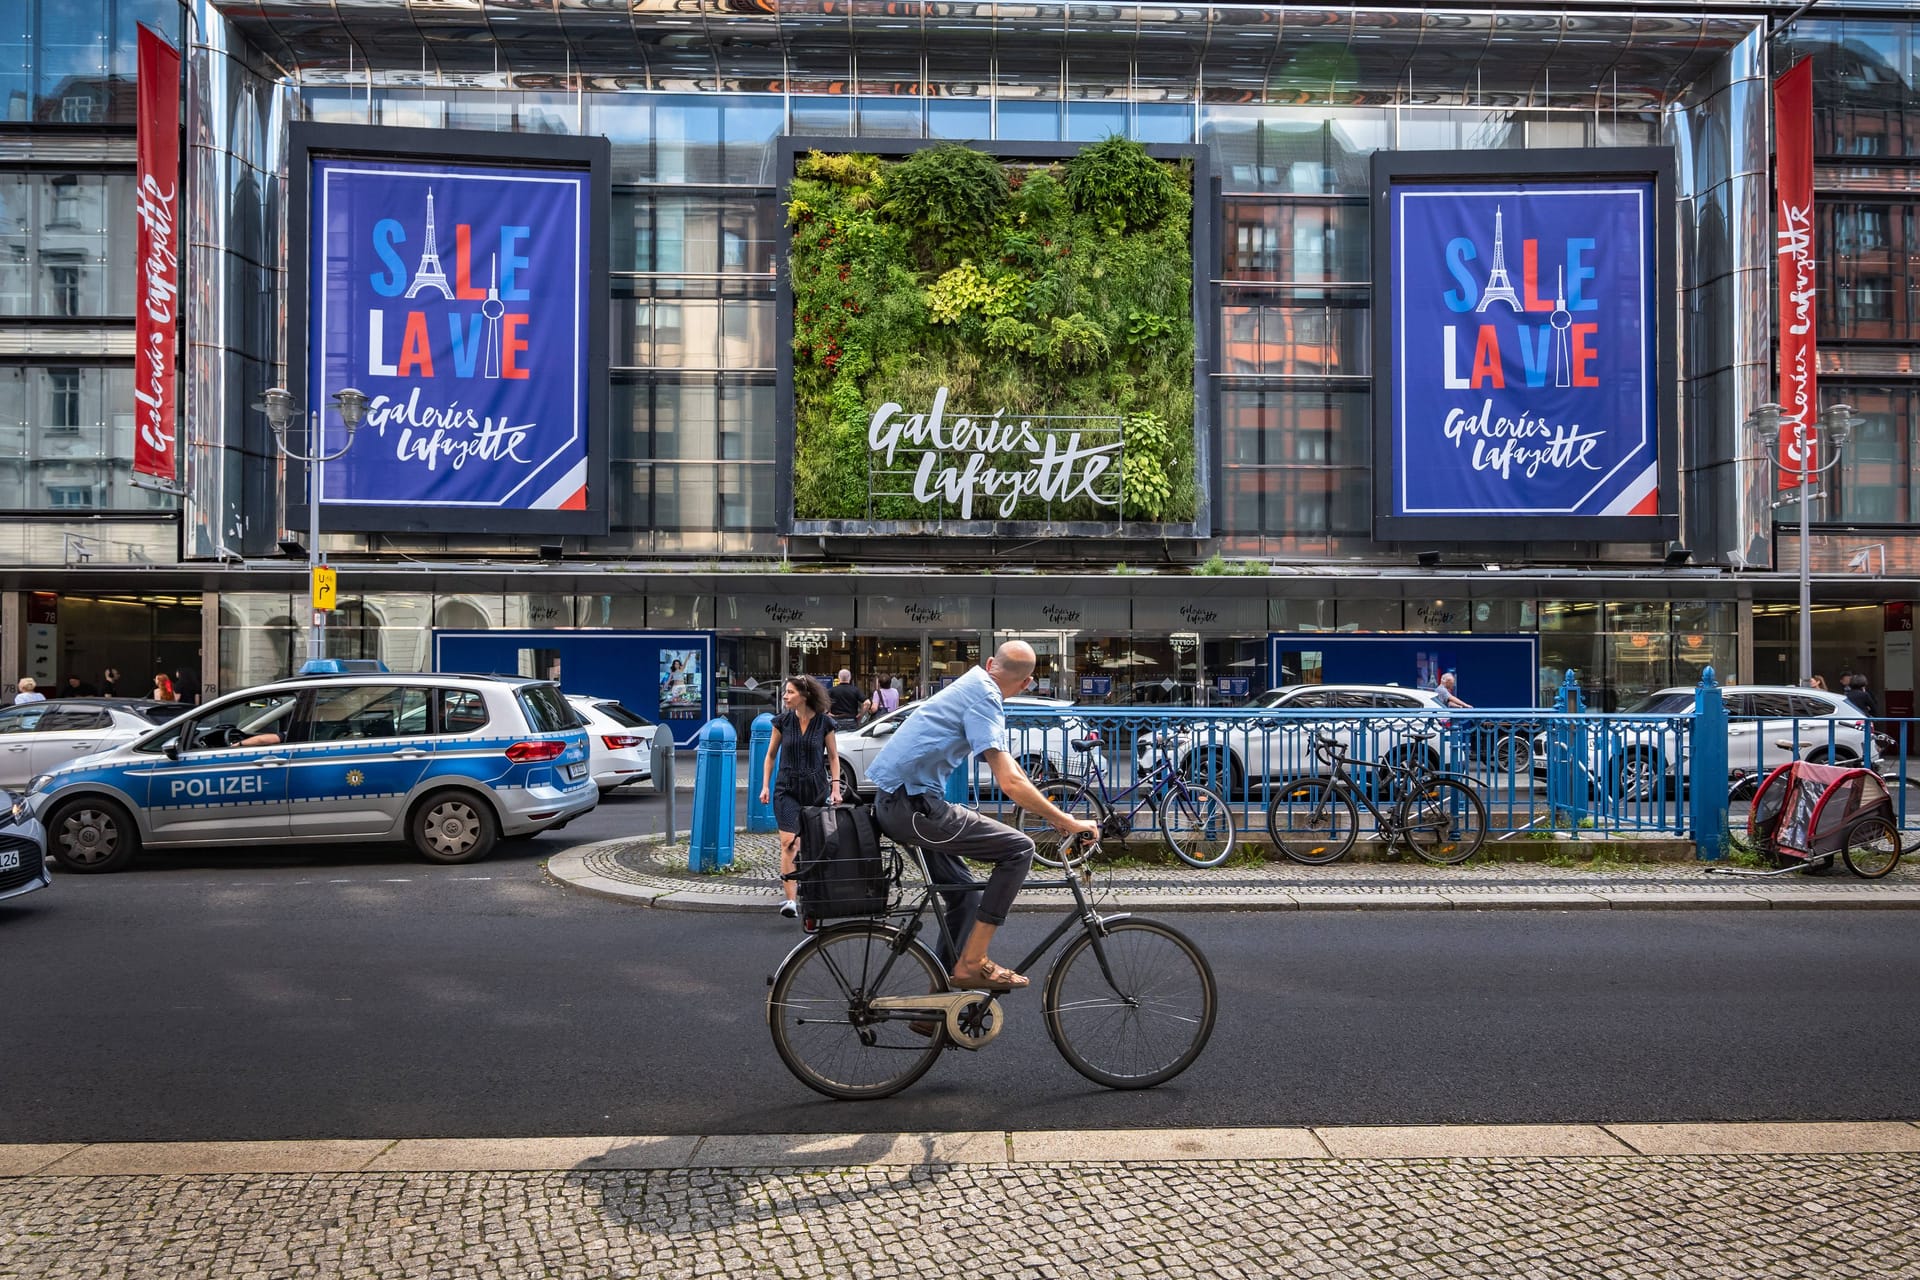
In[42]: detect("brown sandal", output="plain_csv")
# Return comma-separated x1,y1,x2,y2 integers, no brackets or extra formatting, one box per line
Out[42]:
950,959,1029,991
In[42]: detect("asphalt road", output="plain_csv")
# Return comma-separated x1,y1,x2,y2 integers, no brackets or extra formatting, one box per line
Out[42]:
6,791,1920,1144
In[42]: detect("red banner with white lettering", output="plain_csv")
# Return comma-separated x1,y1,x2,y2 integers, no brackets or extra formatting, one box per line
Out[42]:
1775,56,1816,491
133,24,181,482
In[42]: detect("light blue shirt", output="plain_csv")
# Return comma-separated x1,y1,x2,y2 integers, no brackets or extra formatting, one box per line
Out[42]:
865,666,1006,797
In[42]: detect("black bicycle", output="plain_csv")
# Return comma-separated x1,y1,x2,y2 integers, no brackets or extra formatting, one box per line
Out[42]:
1265,729,1488,865
766,834,1217,1101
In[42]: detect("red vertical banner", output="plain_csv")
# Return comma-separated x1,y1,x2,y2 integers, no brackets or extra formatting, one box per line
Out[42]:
133,24,181,482
1774,56,1816,491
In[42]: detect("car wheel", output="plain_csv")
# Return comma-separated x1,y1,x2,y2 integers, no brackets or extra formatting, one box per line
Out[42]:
1811,748,1860,767
1494,733,1535,774
838,760,859,796
410,791,500,865
1609,750,1662,801
47,795,139,873
1016,752,1055,783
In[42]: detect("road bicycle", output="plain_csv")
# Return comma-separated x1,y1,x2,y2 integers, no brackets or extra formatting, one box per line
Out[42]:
1265,730,1488,866
766,834,1217,1101
1016,731,1237,869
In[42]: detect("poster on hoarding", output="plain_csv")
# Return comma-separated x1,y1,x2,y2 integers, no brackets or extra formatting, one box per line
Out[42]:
1371,149,1677,542
659,648,704,723
291,125,609,534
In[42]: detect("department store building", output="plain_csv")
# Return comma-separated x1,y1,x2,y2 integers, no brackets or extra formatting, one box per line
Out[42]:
3,0,1919,716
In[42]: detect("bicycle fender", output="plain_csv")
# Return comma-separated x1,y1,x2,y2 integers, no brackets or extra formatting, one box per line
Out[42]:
1089,911,1135,937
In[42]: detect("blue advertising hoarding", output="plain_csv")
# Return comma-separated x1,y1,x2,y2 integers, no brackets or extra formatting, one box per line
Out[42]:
1371,149,1677,543
291,125,609,535
432,630,716,747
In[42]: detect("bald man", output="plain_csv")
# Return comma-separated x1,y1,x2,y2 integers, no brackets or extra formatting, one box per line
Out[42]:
866,641,1099,991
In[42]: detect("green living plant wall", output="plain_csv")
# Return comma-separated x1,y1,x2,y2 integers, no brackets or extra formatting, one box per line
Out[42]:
787,138,1197,526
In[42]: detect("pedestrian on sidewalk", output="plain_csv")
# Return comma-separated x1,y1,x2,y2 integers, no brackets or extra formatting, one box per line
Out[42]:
827,668,865,730
866,675,900,719
760,675,841,920
1809,675,1828,691
1846,673,1877,718
12,677,44,705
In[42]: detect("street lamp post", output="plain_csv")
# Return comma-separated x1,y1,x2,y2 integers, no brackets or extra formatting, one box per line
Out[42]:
256,386,369,663
1754,400,1856,686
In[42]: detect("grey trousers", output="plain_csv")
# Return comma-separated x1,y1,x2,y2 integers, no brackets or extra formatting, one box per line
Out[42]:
874,789,1035,960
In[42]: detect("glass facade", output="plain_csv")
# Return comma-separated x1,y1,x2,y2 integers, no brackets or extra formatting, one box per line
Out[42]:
9,1,1916,706
1779,20,1920,528
0,1,181,519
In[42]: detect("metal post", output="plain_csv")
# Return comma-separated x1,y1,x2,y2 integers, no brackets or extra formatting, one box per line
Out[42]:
1799,443,1811,687
309,410,325,663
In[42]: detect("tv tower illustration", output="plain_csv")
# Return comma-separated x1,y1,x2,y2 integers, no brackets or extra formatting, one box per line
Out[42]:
403,188,453,300
1550,265,1573,388
1475,205,1523,313
481,254,505,380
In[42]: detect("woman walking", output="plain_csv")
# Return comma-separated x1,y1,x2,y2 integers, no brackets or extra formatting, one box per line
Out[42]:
152,672,178,703
759,675,841,919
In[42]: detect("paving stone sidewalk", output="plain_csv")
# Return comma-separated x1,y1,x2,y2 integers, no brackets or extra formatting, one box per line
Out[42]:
5,1147,1918,1278
548,830,1920,911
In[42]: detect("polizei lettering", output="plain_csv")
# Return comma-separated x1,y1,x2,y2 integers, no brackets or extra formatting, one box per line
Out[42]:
169,773,267,800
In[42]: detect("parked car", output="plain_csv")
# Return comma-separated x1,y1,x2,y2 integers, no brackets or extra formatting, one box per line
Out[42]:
0,699,182,791
1534,684,1891,800
27,673,595,873
834,695,1104,797
0,788,50,904
566,694,656,793
1146,684,1457,795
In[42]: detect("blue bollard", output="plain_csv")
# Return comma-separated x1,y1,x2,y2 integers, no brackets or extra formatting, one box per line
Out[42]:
1690,666,1730,861
944,761,970,804
746,712,778,833
689,717,738,872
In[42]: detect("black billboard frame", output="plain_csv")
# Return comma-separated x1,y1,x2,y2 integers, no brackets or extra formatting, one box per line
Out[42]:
286,123,611,537
773,135,1216,543
1369,146,1680,545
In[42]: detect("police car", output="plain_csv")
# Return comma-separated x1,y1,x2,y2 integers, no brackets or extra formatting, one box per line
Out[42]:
27,671,596,873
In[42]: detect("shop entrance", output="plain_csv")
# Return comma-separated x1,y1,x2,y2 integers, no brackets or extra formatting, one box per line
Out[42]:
22,593,204,703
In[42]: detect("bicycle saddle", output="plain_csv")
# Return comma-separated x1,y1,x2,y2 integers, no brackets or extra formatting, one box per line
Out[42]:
1069,733,1103,754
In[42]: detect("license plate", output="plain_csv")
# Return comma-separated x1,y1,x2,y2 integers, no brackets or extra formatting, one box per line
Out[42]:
564,763,586,781
0,850,18,872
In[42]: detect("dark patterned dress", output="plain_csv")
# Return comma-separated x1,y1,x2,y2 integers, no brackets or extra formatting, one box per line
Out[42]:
772,709,832,833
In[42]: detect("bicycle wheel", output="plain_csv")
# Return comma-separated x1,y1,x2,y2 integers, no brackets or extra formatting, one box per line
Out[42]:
767,921,947,1101
1841,815,1902,880
1265,777,1358,865
1043,919,1216,1089
1019,780,1110,869
1157,781,1236,868
1396,776,1487,865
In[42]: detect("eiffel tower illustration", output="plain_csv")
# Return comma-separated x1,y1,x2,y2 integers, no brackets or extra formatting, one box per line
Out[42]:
1475,205,1523,313
403,188,453,300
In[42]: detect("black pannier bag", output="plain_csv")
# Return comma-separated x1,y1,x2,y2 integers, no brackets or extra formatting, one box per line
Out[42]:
793,802,895,919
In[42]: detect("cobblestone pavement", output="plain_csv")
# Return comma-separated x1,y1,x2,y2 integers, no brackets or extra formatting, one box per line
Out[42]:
5,1152,1918,1279
562,829,1920,908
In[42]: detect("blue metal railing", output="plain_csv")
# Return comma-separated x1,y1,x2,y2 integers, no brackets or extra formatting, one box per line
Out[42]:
949,669,1918,860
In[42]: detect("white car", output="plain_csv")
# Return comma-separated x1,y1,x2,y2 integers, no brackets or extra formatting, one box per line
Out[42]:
835,695,1103,797
566,695,656,794
1147,684,1456,795
1538,684,1890,800
0,699,182,791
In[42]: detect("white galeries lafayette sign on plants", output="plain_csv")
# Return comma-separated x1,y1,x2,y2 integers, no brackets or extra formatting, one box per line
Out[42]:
867,386,1120,520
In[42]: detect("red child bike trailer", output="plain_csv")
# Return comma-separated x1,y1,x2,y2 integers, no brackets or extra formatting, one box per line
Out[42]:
1722,761,1904,879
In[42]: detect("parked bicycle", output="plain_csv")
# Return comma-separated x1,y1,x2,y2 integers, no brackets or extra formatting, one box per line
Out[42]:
766,833,1217,1100
1017,730,1236,869
1265,729,1488,865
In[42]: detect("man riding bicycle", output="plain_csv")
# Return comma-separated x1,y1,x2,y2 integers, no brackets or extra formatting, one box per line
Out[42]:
865,641,1100,991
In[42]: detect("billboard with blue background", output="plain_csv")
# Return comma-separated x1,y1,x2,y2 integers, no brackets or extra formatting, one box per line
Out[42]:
1371,149,1677,543
292,125,609,534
